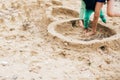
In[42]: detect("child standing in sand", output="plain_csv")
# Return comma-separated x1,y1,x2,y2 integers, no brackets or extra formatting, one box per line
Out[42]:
89,0,120,35
79,0,106,33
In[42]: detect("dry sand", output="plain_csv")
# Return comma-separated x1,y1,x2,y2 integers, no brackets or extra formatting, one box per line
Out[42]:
0,0,120,80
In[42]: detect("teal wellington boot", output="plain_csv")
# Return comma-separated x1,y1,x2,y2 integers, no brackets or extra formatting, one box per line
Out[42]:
100,10,107,23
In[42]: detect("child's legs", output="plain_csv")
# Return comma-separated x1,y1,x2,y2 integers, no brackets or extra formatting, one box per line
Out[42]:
84,10,93,29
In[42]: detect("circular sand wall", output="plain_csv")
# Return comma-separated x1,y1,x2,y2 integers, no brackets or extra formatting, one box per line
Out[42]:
46,6,79,21
48,18,120,50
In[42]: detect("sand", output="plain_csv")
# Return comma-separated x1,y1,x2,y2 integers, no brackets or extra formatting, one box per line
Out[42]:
0,0,120,80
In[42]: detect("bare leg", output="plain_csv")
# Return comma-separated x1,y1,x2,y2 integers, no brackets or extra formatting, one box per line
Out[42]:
79,20,84,28
87,2,104,36
79,20,88,34
107,0,120,17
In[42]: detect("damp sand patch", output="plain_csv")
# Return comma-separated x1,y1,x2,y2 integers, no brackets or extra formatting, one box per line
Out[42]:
48,18,120,50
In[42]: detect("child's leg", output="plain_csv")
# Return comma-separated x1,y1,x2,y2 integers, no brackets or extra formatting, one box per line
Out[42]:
84,10,93,29
79,0,86,28
92,2,104,33
79,0,86,20
100,10,107,23
86,2,104,36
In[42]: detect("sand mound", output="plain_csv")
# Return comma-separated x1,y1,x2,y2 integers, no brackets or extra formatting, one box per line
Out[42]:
51,0,63,6
47,6,79,21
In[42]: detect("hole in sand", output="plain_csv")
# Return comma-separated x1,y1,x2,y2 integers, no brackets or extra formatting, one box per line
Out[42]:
100,45,107,51
55,20,116,41
48,18,120,49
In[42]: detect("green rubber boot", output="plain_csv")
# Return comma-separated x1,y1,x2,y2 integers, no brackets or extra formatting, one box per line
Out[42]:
84,10,93,29
100,10,107,23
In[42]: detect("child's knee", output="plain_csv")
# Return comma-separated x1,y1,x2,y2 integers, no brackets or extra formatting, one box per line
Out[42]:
107,12,114,17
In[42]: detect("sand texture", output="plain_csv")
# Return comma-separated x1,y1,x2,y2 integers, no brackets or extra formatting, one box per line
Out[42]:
0,0,120,80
